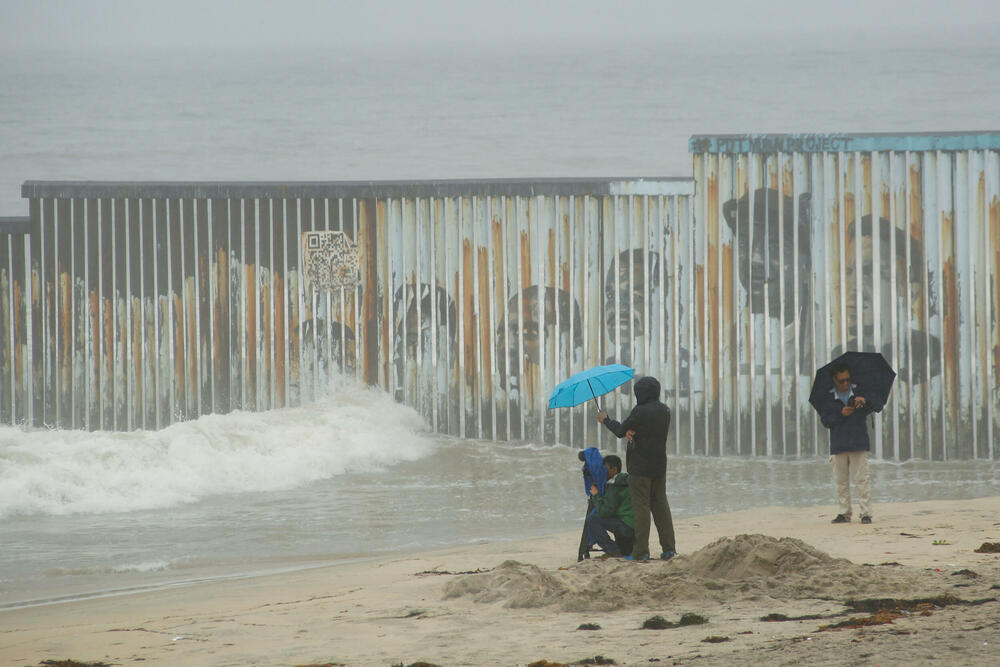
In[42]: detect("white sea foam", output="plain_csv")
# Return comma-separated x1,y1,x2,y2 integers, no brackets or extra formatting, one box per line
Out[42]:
110,561,172,574
0,380,433,518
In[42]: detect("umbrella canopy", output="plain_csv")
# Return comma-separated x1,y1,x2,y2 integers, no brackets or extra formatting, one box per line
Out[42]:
548,363,635,409
809,351,896,414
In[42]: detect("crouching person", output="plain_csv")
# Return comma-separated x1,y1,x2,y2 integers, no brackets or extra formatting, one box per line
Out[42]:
585,455,635,557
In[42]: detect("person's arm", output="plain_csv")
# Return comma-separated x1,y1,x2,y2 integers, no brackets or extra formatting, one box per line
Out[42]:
597,408,638,439
819,401,846,429
592,483,622,518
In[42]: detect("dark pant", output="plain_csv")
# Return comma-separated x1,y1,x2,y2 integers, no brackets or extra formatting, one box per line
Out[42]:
584,513,634,555
628,473,676,558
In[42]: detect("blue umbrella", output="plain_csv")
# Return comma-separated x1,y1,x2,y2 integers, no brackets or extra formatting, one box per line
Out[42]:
548,363,635,410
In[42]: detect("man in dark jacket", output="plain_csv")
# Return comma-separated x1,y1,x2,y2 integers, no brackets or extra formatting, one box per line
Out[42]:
597,376,676,560
819,362,875,524
585,454,634,557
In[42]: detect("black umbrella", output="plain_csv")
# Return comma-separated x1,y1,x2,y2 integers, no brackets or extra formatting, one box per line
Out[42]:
809,351,896,414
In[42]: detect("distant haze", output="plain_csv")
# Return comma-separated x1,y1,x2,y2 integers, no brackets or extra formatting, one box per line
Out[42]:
1,0,999,215
3,0,999,52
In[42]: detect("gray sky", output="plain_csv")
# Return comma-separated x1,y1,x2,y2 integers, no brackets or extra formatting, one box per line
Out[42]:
3,0,999,51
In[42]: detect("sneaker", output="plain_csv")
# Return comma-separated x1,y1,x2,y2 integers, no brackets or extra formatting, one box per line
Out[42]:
624,555,650,561
660,551,676,560
831,514,851,523
860,515,872,524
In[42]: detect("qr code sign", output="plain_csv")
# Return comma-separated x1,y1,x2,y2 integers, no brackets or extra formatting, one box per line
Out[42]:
302,231,359,291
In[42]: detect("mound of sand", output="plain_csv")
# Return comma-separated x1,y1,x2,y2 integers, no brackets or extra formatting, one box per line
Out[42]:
444,534,941,612
442,559,573,609
684,534,849,579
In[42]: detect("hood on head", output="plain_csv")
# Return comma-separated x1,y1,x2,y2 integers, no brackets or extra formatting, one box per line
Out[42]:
633,376,660,404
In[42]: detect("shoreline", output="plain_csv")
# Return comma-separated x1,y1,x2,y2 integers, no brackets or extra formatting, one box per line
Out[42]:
3,497,1000,666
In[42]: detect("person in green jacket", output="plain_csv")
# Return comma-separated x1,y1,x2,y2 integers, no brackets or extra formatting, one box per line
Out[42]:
585,454,635,557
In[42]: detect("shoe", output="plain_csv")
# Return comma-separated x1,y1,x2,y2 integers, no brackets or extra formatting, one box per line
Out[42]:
660,551,676,560
624,555,650,561
597,551,622,559
860,515,872,524
831,514,851,523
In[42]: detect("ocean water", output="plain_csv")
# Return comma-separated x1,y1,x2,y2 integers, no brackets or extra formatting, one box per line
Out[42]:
2,35,1000,215
2,36,1000,609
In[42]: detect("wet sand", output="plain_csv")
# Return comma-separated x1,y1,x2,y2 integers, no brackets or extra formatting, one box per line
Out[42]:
3,496,1000,666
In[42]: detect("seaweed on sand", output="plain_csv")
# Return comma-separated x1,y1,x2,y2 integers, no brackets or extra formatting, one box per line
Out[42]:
642,612,708,629
819,594,998,631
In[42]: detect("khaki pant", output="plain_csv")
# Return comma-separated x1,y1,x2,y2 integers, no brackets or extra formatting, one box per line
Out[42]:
831,451,872,519
627,473,676,558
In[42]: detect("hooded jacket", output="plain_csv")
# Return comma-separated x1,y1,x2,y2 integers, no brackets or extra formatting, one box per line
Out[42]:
601,376,670,477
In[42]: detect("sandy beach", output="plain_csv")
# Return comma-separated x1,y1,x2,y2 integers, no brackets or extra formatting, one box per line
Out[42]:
3,496,999,667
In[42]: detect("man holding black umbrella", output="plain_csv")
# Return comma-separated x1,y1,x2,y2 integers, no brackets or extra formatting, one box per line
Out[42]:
819,362,874,524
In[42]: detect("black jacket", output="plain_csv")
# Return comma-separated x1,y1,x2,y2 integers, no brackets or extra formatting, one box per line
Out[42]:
819,383,874,454
601,376,670,477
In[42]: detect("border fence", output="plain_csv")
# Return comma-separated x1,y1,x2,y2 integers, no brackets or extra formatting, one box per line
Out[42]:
1,132,998,460
690,132,1000,460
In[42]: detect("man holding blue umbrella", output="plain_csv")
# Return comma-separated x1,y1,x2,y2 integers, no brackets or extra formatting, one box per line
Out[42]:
597,376,676,561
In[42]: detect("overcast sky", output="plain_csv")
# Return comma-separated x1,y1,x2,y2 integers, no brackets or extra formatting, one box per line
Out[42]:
3,0,999,51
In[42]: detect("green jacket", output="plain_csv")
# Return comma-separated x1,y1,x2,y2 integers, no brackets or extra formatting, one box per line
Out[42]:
592,472,634,529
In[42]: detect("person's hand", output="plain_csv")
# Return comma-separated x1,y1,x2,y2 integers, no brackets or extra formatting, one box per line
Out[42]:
625,429,636,442
841,405,855,416
596,410,607,424
590,484,599,497
853,395,866,409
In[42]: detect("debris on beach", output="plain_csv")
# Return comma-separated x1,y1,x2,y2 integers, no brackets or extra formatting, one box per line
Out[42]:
847,594,959,612
527,657,616,666
818,594,998,631
641,615,672,629
952,569,980,578
701,635,731,643
819,609,903,630
38,661,113,667
415,567,491,576
761,611,829,622
974,542,1000,553
641,612,708,629
577,623,602,630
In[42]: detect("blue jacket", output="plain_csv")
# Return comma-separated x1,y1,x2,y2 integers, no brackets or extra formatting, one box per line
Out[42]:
819,383,877,454
580,446,607,498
